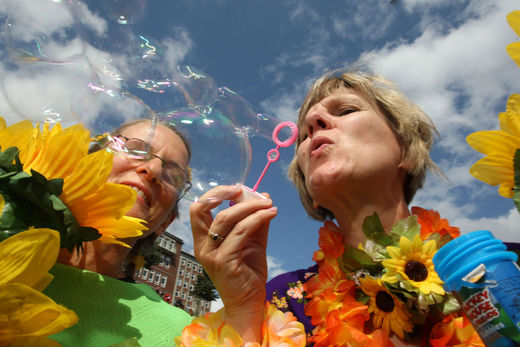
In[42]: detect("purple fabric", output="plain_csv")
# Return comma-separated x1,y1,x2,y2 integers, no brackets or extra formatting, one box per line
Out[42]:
265,264,317,335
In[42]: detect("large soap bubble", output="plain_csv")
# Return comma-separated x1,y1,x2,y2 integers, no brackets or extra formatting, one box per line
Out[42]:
1,0,103,64
159,108,251,201
102,0,148,25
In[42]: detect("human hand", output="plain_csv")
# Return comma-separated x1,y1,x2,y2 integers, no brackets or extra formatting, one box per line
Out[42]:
190,185,277,342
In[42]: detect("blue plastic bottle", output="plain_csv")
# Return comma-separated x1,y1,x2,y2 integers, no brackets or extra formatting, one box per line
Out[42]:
433,230,520,346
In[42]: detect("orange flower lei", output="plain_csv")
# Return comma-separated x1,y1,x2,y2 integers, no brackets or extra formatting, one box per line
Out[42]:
303,208,485,347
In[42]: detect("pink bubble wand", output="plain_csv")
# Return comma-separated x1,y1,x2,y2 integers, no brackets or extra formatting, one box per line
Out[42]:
251,121,298,192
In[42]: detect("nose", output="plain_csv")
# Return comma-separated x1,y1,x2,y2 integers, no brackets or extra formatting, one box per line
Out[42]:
305,108,331,139
136,158,163,182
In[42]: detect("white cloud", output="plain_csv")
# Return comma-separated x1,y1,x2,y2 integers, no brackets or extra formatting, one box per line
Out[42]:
267,254,287,280
454,207,520,243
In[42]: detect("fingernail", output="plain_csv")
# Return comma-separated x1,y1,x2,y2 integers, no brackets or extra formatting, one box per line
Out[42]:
269,206,277,212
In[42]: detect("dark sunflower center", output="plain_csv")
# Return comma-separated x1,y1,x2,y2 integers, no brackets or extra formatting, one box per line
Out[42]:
375,291,395,313
405,260,428,282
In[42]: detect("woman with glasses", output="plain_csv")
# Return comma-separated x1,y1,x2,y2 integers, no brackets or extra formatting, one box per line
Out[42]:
45,119,194,346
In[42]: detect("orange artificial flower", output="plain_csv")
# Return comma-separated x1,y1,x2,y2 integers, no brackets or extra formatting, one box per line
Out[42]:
412,206,460,240
430,313,484,346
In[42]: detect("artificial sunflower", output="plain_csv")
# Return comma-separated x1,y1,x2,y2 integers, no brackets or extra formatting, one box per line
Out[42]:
0,118,147,249
359,276,413,339
506,11,520,67
381,235,444,297
466,94,520,199
0,228,78,345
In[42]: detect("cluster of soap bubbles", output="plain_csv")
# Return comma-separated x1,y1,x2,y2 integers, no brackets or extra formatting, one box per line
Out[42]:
0,0,285,200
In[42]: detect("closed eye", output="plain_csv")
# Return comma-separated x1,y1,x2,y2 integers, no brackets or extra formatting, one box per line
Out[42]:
337,108,357,116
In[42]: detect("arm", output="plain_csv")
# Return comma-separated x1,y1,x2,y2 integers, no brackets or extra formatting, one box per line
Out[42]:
190,185,277,343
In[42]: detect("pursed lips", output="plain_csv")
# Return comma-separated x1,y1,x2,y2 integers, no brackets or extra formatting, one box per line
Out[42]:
309,136,333,156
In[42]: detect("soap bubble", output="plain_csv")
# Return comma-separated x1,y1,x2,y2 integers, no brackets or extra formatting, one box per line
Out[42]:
1,0,91,64
1,59,95,124
73,81,157,139
102,0,148,25
159,109,251,201
215,86,282,140
133,65,218,114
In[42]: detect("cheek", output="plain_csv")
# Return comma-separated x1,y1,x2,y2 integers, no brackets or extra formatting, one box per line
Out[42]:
108,157,130,180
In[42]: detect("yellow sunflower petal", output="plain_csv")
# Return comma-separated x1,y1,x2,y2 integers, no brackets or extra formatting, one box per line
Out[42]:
0,117,5,130
410,235,423,253
386,246,402,259
61,150,114,203
0,193,4,218
71,183,137,221
507,10,520,36
469,157,513,186
25,124,89,180
422,240,437,255
498,182,515,198
0,229,59,288
399,236,412,254
506,42,520,68
505,93,520,115
0,120,36,163
466,130,520,155
0,283,78,340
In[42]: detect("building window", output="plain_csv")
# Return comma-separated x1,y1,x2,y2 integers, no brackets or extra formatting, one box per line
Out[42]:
160,276,167,287
189,284,194,291
185,272,189,278
148,270,154,281
205,302,210,308
176,279,182,286
188,295,192,302
142,268,149,279
198,266,202,273
181,259,186,266
154,273,161,284
191,274,196,281
168,242,173,251
165,256,171,268
183,282,187,289
182,292,186,299
175,290,179,297
187,262,191,269
179,269,184,276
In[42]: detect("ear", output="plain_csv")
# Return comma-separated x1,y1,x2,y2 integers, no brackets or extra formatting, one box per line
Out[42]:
154,211,176,236
312,200,320,210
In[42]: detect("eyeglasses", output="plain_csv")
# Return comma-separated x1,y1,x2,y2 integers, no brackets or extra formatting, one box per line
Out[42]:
105,135,191,200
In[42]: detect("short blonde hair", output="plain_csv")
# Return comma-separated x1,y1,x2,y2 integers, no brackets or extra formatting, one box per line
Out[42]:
288,70,440,220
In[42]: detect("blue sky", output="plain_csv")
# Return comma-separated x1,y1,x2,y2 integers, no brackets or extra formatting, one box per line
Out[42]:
1,0,519,310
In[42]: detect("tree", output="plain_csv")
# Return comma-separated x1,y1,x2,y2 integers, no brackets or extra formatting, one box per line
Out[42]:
191,270,219,315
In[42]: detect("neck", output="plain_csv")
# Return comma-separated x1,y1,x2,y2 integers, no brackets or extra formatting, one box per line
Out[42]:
323,185,411,247
57,240,134,279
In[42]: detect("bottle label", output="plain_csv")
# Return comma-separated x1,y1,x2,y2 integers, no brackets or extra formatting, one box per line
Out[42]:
459,261,520,345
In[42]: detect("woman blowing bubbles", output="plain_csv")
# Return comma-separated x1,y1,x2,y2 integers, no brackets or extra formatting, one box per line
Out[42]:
181,70,484,346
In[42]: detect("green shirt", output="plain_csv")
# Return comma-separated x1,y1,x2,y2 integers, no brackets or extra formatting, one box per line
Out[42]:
43,263,192,347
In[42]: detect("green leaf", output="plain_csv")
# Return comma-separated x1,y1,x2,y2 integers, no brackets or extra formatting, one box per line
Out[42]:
389,215,420,242
0,146,102,251
338,244,382,274
362,212,394,247
0,147,20,169
513,149,520,214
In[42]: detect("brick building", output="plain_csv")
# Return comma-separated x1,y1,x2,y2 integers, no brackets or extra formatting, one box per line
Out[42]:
133,232,212,315
173,251,212,316
134,232,183,301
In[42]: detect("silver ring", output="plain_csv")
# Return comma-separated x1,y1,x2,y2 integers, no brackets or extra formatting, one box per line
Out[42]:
208,231,225,242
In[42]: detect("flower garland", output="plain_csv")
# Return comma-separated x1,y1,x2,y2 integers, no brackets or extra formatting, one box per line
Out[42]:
176,301,306,346
303,207,484,346
0,118,147,344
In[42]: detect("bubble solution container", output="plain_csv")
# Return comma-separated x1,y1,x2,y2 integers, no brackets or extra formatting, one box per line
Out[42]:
433,230,520,346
